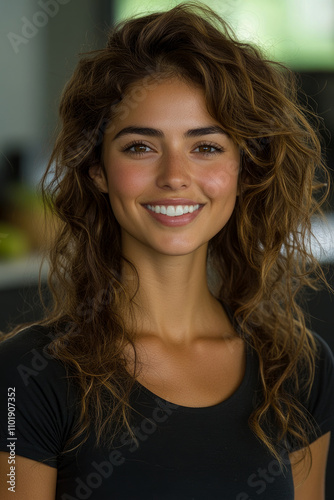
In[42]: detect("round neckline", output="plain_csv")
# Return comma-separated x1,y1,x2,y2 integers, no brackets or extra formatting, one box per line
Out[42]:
133,340,253,413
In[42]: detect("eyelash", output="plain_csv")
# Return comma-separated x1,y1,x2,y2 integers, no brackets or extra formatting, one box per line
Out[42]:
121,140,225,157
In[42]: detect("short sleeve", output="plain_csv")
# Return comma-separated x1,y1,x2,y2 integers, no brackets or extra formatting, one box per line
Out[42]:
0,326,77,467
303,332,334,443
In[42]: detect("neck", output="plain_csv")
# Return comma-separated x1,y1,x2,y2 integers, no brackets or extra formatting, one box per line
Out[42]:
121,241,227,346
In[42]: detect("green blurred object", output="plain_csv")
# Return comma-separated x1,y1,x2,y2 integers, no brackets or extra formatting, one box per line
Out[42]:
3,183,55,252
6,183,44,210
0,223,31,260
115,0,334,70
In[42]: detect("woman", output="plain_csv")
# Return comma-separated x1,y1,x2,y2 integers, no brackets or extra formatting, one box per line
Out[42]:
0,2,333,499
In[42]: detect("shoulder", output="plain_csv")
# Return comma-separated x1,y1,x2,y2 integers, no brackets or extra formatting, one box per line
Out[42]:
0,325,78,466
301,331,334,441
0,323,57,353
0,324,68,388
308,331,334,395
312,331,334,366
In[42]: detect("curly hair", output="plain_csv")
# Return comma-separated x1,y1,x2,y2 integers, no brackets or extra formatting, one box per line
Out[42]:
2,1,331,469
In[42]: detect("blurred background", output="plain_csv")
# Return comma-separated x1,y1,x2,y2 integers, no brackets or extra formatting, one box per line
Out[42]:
0,0,333,495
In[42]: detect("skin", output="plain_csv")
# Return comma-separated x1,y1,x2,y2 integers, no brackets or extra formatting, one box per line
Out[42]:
290,431,331,500
90,76,241,346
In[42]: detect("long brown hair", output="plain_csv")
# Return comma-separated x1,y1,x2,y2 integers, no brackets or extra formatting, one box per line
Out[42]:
2,1,331,469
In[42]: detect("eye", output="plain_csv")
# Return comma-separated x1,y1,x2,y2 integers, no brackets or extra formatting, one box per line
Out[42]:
193,143,225,156
122,141,153,155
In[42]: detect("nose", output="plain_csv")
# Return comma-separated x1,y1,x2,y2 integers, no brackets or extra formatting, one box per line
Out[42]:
156,151,191,190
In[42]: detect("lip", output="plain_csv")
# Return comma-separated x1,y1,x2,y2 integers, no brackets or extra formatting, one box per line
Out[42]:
142,203,204,227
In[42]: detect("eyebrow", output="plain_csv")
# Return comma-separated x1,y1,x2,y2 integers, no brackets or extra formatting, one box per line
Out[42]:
111,125,227,141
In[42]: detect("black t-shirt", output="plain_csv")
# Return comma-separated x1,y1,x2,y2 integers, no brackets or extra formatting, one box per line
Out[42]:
0,325,334,500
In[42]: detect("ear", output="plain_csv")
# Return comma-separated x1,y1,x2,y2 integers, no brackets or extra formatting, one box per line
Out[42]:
89,164,108,193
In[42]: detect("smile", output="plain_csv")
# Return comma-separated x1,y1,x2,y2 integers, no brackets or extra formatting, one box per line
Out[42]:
146,204,200,217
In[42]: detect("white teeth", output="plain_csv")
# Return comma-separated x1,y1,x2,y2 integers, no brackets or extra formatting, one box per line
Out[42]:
167,206,176,216
146,204,200,216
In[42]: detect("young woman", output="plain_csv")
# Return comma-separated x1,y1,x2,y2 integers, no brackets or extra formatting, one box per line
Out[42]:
0,3,333,499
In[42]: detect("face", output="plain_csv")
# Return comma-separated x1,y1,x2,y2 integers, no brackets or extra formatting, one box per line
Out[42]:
90,77,240,258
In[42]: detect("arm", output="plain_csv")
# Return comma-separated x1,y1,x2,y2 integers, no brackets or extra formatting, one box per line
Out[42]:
0,452,57,500
289,431,331,500
0,327,76,499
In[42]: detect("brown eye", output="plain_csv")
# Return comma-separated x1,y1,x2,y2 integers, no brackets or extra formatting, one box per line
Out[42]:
194,143,224,156
198,145,213,153
132,144,149,153
122,142,153,155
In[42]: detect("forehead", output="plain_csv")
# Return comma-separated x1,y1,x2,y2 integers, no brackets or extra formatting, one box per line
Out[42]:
106,76,217,136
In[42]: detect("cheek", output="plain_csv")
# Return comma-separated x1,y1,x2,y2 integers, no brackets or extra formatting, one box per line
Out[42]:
202,158,240,199
106,165,151,200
